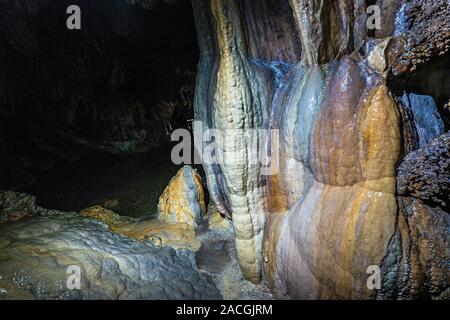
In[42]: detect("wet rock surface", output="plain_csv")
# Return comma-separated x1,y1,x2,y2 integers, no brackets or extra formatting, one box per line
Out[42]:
390,0,450,76
196,216,273,300
0,215,220,299
0,191,74,224
158,166,206,228
192,0,449,299
0,191,221,299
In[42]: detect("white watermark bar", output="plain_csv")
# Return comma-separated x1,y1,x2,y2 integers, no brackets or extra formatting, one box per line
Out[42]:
171,121,280,176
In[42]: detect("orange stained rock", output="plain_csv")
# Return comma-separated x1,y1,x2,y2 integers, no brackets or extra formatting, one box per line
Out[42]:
274,57,402,299
80,206,200,251
157,166,206,227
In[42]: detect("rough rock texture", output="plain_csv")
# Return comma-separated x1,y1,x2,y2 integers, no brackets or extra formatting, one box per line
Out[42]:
0,191,220,299
0,0,448,301
0,191,74,224
289,0,368,65
192,0,449,299
390,0,450,76
0,215,220,299
398,133,450,209
158,166,206,228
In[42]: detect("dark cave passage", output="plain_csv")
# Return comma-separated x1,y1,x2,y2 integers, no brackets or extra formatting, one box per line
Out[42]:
0,0,200,215
388,52,450,131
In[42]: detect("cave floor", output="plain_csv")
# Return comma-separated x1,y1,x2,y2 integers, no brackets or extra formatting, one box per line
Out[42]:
17,146,273,300
196,217,274,300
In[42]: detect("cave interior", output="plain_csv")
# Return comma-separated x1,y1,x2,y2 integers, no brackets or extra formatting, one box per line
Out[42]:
0,0,200,216
0,0,449,301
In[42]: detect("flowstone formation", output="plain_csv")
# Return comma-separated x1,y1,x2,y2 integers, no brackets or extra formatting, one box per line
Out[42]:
0,167,221,299
192,0,449,299
0,0,448,301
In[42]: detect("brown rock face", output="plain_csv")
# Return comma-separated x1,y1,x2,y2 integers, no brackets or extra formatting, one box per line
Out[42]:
192,0,449,299
398,133,450,209
390,0,450,75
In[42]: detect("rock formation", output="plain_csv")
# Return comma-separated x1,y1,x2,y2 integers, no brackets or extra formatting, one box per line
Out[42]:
0,184,218,299
158,166,206,227
192,0,449,299
80,205,201,251
0,215,219,299
0,0,448,300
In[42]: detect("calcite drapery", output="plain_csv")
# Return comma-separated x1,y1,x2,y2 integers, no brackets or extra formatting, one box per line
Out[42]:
194,0,271,283
192,0,449,299
274,57,401,299
80,165,208,252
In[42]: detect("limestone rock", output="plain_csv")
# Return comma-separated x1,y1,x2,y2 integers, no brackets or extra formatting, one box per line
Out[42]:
0,0,197,168
80,206,131,227
390,0,450,75
80,206,201,251
157,166,206,228
0,191,72,224
192,0,449,298
208,204,232,232
398,133,450,209
0,215,220,300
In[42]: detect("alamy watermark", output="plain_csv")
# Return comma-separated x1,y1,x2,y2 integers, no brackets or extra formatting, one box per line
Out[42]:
367,5,381,30
367,265,381,290
66,265,81,290
170,121,280,176
66,5,81,30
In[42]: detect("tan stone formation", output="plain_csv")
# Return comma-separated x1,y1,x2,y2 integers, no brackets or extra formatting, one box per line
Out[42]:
207,0,269,284
80,205,201,252
192,0,449,299
157,166,206,228
276,57,401,299
0,214,219,299
389,0,450,76
207,202,232,231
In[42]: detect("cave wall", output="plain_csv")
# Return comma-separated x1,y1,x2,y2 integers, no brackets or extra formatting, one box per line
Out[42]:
0,0,448,300
192,0,449,299
0,0,198,190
